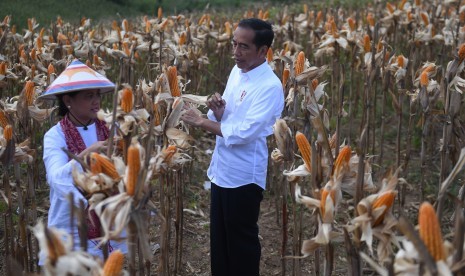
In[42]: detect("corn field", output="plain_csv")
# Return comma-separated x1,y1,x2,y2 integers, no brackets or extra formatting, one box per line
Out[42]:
2,0,465,275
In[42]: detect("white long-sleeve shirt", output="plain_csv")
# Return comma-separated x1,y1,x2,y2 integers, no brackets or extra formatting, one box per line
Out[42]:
42,122,126,264
207,61,284,189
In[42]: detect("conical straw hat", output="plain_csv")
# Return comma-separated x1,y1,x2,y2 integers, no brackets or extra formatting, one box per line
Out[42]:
39,59,115,100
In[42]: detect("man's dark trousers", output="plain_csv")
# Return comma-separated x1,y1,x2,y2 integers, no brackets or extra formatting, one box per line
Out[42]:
210,183,264,276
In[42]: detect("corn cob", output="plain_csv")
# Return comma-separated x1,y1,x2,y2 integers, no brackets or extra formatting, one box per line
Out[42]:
419,202,445,261
224,21,232,36
295,131,311,172
126,144,141,196
263,10,269,20
347,17,356,32
27,18,33,32
420,71,429,87
386,3,395,14
282,68,290,88
178,31,186,45
24,81,35,106
122,19,129,32
415,0,421,6
157,7,163,21
0,109,8,128
397,55,405,68
295,51,305,76
0,62,6,75
163,145,177,163
120,88,133,113
90,152,120,180
311,79,319,91
458,44,465,61
167,66,181,97
372,191,396,227
36,37,43,51
363,34,371,53
102,250,124,276
320,186,336,220
334,145,351,171
3,124,13,141
421,12,429,26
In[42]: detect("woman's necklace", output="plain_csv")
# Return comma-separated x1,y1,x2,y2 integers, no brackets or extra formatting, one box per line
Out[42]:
68,112,92,130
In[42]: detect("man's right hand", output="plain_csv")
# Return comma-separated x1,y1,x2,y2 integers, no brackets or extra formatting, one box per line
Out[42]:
206,92,226,121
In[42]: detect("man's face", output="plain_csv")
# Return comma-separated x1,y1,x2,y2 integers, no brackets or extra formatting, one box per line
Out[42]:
232,27,267,73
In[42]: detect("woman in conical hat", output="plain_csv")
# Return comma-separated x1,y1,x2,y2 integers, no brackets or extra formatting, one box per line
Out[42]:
39,59,127,265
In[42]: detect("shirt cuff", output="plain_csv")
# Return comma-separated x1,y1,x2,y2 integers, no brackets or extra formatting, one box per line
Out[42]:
220,121,234,147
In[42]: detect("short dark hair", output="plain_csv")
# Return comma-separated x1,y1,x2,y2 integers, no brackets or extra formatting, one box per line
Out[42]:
237,18,274,49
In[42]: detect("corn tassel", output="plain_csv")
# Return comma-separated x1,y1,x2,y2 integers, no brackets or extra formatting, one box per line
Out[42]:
167,66,181,97
102,250,124,276
419,202,445,261
120,88,134,113
295,131,311,172
126,144,141,196
295,51,305,76
372,191,396,227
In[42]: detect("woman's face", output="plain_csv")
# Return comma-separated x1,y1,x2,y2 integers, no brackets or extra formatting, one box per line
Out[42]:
64,89,101,121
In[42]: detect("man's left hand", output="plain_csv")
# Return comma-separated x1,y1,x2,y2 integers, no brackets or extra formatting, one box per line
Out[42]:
181,108,204,127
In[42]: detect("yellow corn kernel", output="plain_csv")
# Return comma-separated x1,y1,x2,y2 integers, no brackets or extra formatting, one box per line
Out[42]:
126,144,141,196
167,66,181,97
295,131,311,172
102,250,124,276
295,51,305,76
419,202,445,261
372,191,396,227
120,88,133,113
90,152,120,180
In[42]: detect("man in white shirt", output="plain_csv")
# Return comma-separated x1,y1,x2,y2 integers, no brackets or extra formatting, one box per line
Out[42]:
181,18,284,275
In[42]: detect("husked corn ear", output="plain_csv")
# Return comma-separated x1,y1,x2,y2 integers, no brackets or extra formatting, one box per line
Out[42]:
167,66,181,97
363,34,371,53
386,2,395,14
163,145,177,163
459,44,465,61
282,68,289,87
295,51,305,76
126,144,141,196
90,152,120,180
371,191,396,227
320,186,335,220
158,7,163,21
120,88,133,113
102,250,124,276
397,55,405,68
24,81,35,106
178,31,186,45
3,124,13,141
295,131,311,172
315,11,323,27
419,202,445,261
311,79,319,91
0,62,6,75
0,109,8,128
347,17,356,31
333,145,351,176
420,12,429,26
420,71,429,87
399,0,407,10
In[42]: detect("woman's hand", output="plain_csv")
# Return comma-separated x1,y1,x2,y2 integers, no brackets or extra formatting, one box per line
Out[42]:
78,140,108,158
206,92,226,121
